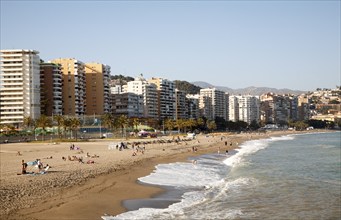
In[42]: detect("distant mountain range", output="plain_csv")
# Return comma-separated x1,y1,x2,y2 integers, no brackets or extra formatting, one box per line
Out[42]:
192,81,306,96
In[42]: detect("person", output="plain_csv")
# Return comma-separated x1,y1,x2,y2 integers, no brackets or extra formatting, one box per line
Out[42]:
226,150,229,155
21,160,27,174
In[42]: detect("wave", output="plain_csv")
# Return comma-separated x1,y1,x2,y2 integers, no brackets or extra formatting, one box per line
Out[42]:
223,135,295,167
102,135,297,220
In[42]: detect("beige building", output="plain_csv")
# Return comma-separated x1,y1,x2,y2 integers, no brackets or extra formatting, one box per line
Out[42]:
50,58,86,116
84,63,111,115
40,63,63,116
0,49,41,125
148,77,176,120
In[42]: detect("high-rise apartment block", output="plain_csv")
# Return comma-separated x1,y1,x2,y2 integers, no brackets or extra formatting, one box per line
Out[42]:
186,94,200,119
175,89,187,119
84,63,111,115
260,93,298,125
0,49,41,125
125,75,158,118
229,95,260,123
40,63,63,116
51,58,86,116
148,77,176,120
199,88,227,120
237,95,260,124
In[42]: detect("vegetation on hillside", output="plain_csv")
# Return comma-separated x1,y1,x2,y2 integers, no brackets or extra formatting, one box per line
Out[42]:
174,80,202,94
110,75,134,83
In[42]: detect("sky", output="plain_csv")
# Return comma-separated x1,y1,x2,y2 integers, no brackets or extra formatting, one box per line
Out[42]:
1,0,340,91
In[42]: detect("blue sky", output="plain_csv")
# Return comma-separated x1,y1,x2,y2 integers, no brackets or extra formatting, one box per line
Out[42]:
1,1,340,91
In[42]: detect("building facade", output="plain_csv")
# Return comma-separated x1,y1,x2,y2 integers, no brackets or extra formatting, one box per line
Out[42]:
110,92,143,117
50,58,86,116
0,49,41,125
126,75,158,118
237,95,260,124
186,94,200,119
84,63,111,115
199,88,227,120
40,63,63,116
175,89,187,119
148,77,176,120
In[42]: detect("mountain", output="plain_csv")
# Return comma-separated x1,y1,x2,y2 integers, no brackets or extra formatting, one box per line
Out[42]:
192,81,306,95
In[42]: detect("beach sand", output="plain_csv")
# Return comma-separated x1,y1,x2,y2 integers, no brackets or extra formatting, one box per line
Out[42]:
0,130,313,220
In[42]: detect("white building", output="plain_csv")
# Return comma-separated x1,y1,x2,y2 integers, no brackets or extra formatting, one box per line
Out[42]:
229,96,239,122
126,74,158,118
199,88,227,120
0,49,41,125
229,95,260,124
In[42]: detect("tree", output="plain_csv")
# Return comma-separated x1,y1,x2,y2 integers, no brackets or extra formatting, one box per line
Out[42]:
164,119,175,134
207,120,217,132
101,113,115,131
130,117,140,132
249,120,260,130
63,118,72,139
117,115,129,138
23,116,34,130
70,117,81,140
35,115,52,141
54,115,64,139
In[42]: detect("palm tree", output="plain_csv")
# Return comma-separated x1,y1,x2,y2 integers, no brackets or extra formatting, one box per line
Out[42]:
116,115,129,138
207,120,217,132
54,115,64,139
164,119,175,134
101,113,115,131
70,117,81,140
63,118,72,139
187,119,196,132
131,117,140,132
35,115,52,141
23,116,34,130
196,118,205,130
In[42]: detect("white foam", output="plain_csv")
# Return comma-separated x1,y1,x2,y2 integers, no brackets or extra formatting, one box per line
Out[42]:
224,135,295,167
138,160,223,188
102,177,256,220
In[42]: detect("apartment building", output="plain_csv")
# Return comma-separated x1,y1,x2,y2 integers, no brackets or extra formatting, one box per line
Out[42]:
186,94,200,119
297,94,310,121
229,95,260,123
260,93,298,125
199,88,227,120
125,75,158,118
175,89,187,119
40,63,63,116
84,63,111,115
148,77,176,120
50,58,86,116
111,92,143,117
0,49,41,125
237,95,260,124
229,96,239,122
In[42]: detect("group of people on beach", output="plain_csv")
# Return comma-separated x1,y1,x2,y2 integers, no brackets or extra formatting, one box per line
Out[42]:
21,159,50,175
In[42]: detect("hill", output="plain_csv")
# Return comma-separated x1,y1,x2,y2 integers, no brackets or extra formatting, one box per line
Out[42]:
192,81,306,95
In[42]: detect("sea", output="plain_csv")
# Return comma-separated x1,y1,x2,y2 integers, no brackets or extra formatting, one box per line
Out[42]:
102,132,341,220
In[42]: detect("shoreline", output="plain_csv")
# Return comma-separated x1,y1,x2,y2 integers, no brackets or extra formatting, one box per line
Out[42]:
0,130,330,220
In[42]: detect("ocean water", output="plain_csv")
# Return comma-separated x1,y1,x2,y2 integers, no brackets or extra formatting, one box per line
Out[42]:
103,132,341,220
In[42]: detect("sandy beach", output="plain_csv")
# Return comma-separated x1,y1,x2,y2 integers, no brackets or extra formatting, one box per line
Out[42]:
0,130,316,220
